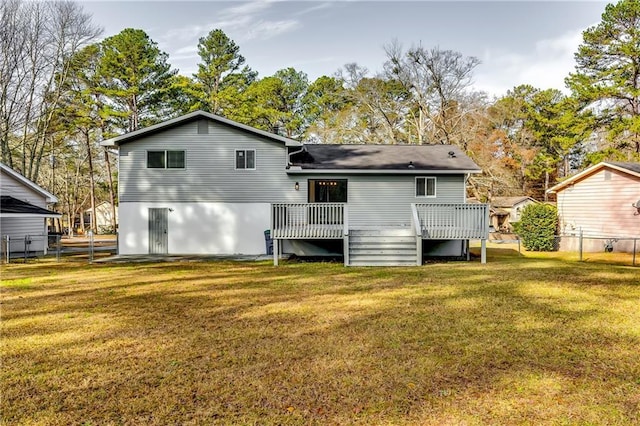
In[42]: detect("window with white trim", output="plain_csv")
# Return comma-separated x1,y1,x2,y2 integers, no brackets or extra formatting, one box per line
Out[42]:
415,177,436,197
147,150,185,169
235,149,256,169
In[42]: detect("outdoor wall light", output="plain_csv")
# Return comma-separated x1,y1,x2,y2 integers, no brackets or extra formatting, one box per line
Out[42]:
294,182,299,190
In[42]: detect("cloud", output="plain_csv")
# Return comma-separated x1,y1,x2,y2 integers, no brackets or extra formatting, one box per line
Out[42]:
293,2,333,17
221,0,277,17
157,0,300,47
474,28,586,97
245,19,301,40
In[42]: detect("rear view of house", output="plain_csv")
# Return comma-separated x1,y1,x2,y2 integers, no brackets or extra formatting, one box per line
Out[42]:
547,161,640,253
0,162,61,257
102,111,489,266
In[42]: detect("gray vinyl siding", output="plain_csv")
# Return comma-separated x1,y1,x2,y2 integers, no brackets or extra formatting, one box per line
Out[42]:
118,120,304,203
0,170,49,253
1,217,45,237
302,174,465,227
1,217,47,252
0,171,47,207
117,118,467,226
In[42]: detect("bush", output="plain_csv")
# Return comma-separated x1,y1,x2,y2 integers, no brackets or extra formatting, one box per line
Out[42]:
512,203,558,251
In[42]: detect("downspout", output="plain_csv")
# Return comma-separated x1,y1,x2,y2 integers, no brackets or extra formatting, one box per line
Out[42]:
286,145,305,167
464,173,469,202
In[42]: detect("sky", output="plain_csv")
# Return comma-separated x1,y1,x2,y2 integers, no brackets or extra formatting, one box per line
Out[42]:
80,0,610,98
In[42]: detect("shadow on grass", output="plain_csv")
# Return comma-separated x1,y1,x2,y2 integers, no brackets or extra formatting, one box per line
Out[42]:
2,252,640,424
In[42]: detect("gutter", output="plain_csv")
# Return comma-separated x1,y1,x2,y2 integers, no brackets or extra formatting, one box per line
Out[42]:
285,169,483,175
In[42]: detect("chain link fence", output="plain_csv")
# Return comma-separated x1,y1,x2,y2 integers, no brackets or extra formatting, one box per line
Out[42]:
2,233,117,264
555,232,639,267
486,232,638,267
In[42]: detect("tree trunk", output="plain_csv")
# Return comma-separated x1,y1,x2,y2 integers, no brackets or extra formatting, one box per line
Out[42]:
84,130,97,233
65,168,73,237
544,169,549,202
104,148,117,231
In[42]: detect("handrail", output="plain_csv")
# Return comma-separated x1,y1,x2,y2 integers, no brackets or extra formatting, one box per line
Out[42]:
410,203,421,237
271,203,346,239
414,203,489,240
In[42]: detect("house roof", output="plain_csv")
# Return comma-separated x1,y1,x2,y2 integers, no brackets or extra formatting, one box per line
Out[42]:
0,162,58,203
100,110,302,148
491,196,538,208
288,144,482,174
493,208,510,216
0,196,61,218
547,161,640,194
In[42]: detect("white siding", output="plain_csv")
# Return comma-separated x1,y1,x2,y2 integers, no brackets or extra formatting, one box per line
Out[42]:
119,202,271,255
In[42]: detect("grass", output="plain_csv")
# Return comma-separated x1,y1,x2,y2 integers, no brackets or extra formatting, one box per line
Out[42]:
1,248,639,425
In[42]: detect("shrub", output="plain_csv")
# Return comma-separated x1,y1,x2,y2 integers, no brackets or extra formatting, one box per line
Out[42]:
512,203,558,251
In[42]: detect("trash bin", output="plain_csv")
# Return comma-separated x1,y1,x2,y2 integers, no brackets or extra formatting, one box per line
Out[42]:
264,230,273,255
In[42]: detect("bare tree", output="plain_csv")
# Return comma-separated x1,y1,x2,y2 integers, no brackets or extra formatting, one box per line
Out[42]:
336,63,409,144
384,41,480,146
0,0,101,183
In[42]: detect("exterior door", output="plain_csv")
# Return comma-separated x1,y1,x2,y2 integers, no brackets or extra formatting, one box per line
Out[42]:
148,208,168,254
308,179,348,203
307,180,347,224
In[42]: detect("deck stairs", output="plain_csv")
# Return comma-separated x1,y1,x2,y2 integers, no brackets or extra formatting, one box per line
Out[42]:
347,227,418,266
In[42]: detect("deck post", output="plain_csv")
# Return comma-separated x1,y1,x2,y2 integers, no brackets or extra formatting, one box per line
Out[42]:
343,205,349,266
273,238,279,266
343,234,349,266
481,239,487,264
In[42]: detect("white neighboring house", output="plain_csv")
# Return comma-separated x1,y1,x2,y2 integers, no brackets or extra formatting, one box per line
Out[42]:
0,162,61,255
84,201,118,233
490,196,539,232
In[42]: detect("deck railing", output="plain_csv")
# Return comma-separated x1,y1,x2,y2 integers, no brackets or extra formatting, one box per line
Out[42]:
271,203,346,239
413,203,489,240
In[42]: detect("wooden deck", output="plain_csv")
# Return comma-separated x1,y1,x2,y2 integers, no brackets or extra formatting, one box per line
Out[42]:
270,202,489,265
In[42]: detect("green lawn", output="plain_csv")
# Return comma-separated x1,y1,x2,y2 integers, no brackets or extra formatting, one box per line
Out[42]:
1,249,639,425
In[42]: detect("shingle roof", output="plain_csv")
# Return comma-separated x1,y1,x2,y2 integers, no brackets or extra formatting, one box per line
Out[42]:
609,162,640,174
491,196,537,208
290,144,481,173
0,196,60,217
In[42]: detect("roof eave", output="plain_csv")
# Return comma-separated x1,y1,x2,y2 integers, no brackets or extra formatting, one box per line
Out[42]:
0,163,58,202
0,212,62,218
286,168,482,175
547,161,640,193
100,110,302,147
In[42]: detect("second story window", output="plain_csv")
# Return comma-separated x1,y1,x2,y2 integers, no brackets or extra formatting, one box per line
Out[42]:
416,177,436,197
235,149,256,169
147,150,185,169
